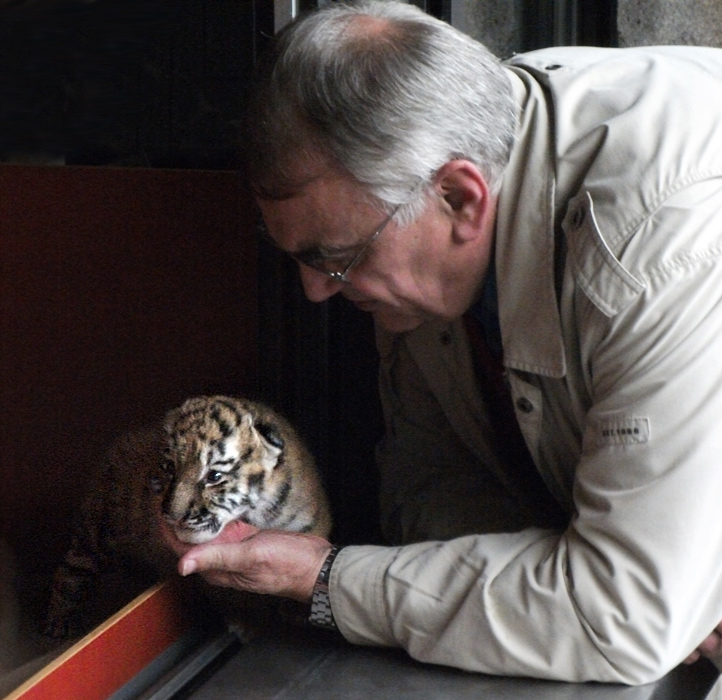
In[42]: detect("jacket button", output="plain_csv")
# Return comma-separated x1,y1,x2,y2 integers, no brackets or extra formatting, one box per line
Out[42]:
572,206,586,228
516,397,534,413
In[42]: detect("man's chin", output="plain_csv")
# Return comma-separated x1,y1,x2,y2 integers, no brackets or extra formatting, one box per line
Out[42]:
348,297,428,332
372,309,425,333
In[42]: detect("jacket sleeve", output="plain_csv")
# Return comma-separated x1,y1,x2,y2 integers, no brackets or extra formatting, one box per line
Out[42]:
330,182,722,685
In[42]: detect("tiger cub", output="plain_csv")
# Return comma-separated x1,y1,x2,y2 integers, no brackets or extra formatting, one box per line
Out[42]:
44,395,332,640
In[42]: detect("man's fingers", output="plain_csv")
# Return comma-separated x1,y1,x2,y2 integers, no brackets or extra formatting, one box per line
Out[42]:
179,543,235,577
174,530,332,601
697,630,722,657
212,520,259,544
177,521,259,575
683,629,722,664
684,650,701,665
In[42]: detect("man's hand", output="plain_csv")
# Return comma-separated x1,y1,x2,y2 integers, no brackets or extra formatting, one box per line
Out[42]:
160,517,331,603
684,621,722,665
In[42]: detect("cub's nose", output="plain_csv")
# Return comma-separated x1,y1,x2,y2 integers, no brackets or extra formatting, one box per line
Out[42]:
161,481,194,522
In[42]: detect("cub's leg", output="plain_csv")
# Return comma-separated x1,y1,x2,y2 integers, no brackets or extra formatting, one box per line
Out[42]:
43,489,111,639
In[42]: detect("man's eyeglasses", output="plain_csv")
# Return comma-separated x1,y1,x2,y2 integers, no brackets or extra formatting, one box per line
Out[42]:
264,204,401,284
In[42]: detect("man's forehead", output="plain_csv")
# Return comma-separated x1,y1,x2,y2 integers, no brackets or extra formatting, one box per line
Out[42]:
256,159,356,198
257,189,378,258
257,173,375,227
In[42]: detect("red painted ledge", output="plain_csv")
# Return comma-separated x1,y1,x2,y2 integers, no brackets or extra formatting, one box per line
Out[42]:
5,581,191,700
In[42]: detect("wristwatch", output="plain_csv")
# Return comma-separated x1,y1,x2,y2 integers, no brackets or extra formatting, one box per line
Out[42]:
308,545,341,629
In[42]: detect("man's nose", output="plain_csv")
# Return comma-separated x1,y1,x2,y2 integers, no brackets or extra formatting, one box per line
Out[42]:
298,264,344,302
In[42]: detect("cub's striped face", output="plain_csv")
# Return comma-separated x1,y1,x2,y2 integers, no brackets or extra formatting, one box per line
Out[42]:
159,398,284,544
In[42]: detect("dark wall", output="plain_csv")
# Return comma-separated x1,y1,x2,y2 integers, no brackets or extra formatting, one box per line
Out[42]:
0,165,258,574
0,0,383,547
0,0,257,168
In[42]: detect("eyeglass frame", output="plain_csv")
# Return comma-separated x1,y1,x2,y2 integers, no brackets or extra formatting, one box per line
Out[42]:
263,203,401,284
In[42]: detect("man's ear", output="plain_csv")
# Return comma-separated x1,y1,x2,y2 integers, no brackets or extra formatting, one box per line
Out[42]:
433,160,492,243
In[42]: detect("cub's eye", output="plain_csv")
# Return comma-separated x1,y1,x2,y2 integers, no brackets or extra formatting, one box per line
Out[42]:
160,459,175,476
205,470,224,485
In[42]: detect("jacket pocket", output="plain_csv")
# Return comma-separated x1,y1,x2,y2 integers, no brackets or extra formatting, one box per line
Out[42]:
564,191,644,318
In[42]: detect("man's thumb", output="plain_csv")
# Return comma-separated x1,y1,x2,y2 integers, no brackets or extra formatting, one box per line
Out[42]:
179,556,198,576
178,544,226,576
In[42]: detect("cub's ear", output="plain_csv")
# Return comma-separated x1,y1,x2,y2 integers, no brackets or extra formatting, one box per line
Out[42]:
256,422,285,450
256,421,284,472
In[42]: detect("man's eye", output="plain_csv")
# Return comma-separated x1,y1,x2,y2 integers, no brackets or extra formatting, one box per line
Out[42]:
321,248,357,262
296,249,353,267
320,255,356,272
296,251,326,267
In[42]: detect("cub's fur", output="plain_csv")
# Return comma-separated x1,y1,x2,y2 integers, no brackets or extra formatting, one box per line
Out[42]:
45,395,331,639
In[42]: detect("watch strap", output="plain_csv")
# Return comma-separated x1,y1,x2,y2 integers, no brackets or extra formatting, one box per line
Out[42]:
309,545,341,629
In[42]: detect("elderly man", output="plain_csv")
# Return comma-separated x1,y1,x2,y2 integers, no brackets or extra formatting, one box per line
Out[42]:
166,0,722,685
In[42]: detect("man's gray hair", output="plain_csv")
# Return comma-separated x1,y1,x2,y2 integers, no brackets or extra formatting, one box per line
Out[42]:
244,0,517,222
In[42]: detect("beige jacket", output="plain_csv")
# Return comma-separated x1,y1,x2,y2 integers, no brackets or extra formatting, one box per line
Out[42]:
330,46,722,684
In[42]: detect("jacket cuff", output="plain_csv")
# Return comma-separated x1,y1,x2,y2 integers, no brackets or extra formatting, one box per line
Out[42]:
329,544,402,646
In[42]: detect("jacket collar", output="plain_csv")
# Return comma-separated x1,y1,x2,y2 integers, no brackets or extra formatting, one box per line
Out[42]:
493,66,567,378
